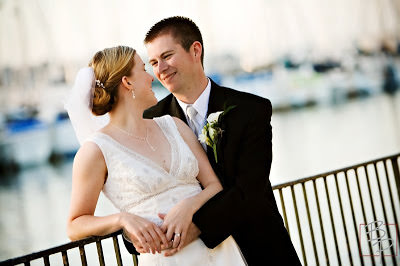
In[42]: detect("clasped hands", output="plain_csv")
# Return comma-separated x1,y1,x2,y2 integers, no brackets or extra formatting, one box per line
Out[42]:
122,199,201,257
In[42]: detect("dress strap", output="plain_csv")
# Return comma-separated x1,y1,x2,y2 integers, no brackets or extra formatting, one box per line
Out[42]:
154,115,180,138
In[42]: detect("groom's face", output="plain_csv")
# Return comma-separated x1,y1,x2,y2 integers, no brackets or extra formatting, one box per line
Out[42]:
146,34,196,95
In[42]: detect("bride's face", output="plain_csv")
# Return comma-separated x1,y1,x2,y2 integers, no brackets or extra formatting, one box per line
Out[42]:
129,54,157,108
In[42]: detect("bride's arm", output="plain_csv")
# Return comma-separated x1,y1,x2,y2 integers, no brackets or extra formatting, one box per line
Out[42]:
160,117,223,249
67,142,167,253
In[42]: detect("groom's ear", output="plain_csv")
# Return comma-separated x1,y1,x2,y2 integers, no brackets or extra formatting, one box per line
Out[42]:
191,41,202,62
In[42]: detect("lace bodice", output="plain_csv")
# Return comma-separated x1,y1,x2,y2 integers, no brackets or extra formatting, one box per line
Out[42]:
87,115,246,266
87,115,201,226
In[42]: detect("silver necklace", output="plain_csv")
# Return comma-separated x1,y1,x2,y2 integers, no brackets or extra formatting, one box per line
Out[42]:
111,124,157,151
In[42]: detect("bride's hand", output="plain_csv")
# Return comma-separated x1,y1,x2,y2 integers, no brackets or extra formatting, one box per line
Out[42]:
120,212,168,254
159,198,195,250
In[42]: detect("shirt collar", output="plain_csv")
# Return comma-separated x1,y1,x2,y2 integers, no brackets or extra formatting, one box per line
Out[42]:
177,78,211,120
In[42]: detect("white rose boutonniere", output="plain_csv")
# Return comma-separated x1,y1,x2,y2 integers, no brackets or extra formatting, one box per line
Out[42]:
198,105,235,163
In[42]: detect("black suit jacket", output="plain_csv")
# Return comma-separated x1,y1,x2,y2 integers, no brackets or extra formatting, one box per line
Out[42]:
125,80,301,266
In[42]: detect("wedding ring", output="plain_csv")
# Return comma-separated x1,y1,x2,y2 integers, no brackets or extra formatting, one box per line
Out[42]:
174,233,181,237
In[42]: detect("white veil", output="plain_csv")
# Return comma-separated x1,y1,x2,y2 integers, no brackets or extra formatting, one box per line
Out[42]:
64,67,109,145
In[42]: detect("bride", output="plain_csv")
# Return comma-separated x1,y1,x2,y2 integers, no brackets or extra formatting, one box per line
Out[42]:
66,46,246,265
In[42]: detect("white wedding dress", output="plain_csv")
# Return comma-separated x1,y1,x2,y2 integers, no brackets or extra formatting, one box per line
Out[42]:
87,115,247,266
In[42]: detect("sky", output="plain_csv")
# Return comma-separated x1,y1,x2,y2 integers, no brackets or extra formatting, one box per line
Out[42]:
0,0,399,71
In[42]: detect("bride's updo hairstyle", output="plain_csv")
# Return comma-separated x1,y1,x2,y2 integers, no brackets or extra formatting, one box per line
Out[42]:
89,46,136,115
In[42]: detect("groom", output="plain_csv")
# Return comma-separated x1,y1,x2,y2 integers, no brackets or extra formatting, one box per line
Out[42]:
124,16,301,265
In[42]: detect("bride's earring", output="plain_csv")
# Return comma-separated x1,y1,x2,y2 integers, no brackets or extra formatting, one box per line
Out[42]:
127,81,135,99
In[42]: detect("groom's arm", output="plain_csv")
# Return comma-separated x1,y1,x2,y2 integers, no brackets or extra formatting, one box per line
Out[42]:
192,98,274,248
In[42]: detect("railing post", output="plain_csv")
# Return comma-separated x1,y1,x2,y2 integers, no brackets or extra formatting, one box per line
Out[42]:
61,250,69,266
43,256,50,266
301,182,319,265
323,175,342,265
113,236,123,266
79,246,87,266
333,173,353,265
290,185,307,265
96,241,105,266
391,157,400,208
278,189,290,235
354,168,374,265
344,170,364,266
132,254,138,266
312,179,329,264
390,156,400,246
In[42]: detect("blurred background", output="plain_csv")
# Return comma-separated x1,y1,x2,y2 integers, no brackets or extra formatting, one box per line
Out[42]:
1,0,400,263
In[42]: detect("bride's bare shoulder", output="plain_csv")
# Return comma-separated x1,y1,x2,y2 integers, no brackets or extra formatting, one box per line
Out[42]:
74,141,105,166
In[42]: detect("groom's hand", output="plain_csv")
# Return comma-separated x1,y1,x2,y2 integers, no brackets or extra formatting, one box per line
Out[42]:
158,213,201,256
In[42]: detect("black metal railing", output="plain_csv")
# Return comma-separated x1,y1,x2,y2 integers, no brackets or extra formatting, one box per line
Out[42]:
0,230,138,266
273,153,400,266
1,153,400,265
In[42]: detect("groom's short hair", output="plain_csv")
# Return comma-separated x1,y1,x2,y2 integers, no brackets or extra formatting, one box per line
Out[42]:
144,16,204,66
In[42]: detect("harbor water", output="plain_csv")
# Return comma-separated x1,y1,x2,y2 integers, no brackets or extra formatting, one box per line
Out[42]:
1,88,400,264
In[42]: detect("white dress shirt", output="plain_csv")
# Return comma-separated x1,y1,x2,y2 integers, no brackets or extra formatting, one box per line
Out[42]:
177,78,211,149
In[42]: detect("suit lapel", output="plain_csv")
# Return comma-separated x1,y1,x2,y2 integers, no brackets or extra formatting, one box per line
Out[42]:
207,80,226,117
205,80,227,171
169,96,188,125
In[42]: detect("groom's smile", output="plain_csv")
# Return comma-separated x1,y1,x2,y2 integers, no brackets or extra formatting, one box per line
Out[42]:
162,72,176,82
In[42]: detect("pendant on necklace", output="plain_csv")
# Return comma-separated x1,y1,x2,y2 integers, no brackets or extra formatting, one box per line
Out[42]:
146,138,157,152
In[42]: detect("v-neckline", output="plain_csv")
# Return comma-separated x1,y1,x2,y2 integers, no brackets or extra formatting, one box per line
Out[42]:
96,120,174,176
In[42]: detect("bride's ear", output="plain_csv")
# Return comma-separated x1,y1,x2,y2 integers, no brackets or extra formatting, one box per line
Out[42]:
121,76,133,89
